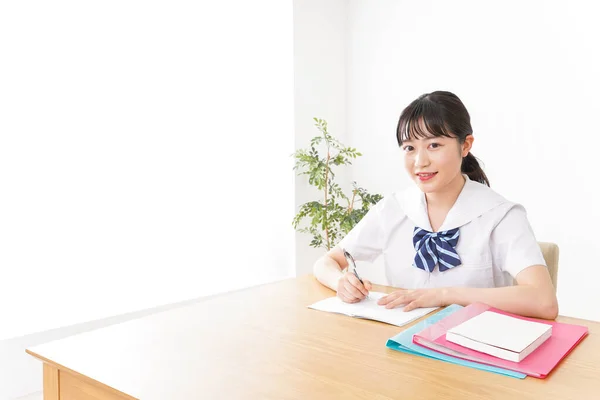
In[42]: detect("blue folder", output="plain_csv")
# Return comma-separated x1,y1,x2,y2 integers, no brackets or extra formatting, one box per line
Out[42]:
385,304,527,379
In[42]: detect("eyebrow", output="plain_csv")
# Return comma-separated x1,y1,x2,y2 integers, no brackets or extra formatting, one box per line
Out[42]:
402,137,439,143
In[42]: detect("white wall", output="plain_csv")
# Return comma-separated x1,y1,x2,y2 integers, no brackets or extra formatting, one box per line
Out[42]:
0,0,295,340
293,0,350,275
1,1,295,397
345,0,600,321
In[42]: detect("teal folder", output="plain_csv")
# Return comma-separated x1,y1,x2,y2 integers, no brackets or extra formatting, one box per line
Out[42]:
385,304,527,379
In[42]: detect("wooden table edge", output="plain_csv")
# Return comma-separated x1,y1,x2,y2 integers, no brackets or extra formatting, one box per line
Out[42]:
26,349,138,400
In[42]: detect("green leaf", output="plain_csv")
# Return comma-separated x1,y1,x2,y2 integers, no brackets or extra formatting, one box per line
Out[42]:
292,118,382,249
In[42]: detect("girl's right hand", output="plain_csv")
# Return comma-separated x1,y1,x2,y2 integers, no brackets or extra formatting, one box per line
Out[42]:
336,272,372,303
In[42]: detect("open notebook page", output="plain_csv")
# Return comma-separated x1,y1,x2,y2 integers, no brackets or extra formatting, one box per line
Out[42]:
309,292,438,327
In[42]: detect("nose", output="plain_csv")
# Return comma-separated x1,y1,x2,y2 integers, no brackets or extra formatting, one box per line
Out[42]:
414,148,430,168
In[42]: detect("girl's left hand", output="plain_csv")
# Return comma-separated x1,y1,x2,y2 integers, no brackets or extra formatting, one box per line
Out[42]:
377,288,449,311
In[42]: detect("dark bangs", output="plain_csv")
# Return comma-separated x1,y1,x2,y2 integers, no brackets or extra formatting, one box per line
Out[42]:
396,95,455,146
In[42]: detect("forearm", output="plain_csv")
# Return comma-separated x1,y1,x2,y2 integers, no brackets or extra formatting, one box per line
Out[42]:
313,255,344,291
446,284,559,320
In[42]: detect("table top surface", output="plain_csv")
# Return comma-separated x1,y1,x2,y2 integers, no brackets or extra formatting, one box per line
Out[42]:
28,276,600,400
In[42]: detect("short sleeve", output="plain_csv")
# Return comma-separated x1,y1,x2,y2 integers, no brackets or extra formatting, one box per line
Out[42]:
490,204,546,278
336,198,386,263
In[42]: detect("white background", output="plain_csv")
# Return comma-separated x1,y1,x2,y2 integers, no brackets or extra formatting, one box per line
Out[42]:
0,0,295,342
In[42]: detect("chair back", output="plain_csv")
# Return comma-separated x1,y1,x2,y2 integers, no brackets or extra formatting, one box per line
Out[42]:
538,242,559,292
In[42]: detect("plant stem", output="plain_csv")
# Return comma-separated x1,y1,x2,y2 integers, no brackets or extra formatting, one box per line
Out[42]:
324,151,330,250
348,189,356,214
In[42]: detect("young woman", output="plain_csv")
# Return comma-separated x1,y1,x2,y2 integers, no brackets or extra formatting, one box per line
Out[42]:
313,91,558,319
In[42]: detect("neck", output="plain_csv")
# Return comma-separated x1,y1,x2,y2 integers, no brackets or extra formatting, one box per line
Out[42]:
425,173,466,210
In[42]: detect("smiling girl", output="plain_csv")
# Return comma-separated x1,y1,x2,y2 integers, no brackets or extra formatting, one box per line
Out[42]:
312,91,558,319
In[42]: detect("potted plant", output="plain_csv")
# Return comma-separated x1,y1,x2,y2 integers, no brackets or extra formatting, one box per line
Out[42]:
293,118,383,250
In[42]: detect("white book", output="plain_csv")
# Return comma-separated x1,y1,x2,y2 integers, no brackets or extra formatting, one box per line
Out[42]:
446,311,553,362
308,292,437,327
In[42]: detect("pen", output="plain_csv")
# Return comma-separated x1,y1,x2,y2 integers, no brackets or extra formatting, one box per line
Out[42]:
343,249,369,299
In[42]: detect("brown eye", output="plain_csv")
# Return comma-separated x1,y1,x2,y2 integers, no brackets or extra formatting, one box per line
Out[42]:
429,143,441,149
403,146,414,152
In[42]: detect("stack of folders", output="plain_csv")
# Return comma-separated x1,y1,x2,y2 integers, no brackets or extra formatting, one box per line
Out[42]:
386,302,589,379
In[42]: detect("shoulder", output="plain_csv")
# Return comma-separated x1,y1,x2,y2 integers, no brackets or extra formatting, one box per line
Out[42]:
352,191,411,235
463,178,510,208
370,191,407,218
468,182,531,224
466,183,535,238
490,202,533,233
434,178,512,230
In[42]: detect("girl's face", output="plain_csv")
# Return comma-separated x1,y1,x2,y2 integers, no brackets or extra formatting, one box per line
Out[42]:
401,134,473,194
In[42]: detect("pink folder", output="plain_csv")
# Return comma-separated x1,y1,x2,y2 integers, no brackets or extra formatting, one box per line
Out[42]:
413,302,588,378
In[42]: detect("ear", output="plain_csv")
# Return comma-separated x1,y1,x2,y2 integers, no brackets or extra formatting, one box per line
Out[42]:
462,135,474,157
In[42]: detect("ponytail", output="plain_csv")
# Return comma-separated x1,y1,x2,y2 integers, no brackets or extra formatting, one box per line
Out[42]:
461,152,490,186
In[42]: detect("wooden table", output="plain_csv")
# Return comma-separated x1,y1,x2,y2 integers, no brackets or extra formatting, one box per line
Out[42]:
27,276,599,399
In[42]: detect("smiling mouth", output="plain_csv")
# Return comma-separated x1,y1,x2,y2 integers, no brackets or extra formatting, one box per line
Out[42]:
416,172,437,181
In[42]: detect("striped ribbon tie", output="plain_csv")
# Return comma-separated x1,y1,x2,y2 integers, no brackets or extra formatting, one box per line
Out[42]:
412,227,461,272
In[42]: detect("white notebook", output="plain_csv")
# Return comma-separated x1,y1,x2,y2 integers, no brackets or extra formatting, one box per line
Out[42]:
446,311,553,362
308,292,438,327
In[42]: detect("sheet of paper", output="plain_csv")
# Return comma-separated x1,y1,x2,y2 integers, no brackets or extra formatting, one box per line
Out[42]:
308,291,438,327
